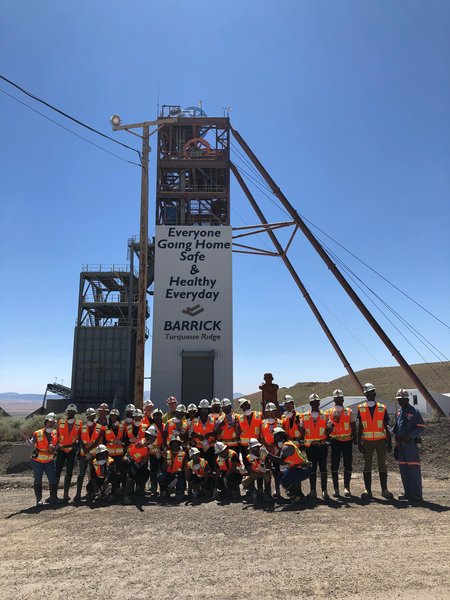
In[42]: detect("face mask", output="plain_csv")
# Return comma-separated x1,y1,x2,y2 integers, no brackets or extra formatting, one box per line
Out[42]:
173,417,180,423
67,418,75,424
266,418,275,424
87,419,95,425
45,427,53,433
244,409,252,416
284,411,293,419
97,459,106,465
134,420,142,426
334,405,344,413
311,411,319,418
277,441,284,448
126,417,133,422
193,463,201,471
367,401,376,407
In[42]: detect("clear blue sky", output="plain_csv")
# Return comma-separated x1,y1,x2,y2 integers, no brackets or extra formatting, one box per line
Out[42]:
1,1,449,396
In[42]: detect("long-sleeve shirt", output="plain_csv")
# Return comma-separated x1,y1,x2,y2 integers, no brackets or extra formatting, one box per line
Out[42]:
393,405,425,440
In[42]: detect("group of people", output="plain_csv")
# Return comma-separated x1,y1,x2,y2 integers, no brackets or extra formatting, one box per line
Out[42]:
26,382,425,508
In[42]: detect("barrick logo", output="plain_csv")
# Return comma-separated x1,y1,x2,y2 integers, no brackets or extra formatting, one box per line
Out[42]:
164,320,222,332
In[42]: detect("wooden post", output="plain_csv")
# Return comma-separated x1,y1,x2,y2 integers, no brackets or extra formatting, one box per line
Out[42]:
134,125,149,410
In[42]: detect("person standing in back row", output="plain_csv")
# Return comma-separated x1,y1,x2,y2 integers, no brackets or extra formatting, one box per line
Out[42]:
358,383,393,500
55,403,82,502
299,394,332,500
328,390,357,498
393,388,425,503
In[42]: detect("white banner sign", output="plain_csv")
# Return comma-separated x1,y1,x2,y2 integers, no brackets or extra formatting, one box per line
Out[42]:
151,226,233,403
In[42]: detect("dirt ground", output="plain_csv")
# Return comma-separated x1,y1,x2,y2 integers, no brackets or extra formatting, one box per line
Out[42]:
1,420,449,600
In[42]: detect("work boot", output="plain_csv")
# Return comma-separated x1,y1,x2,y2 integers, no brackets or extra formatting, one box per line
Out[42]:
63,477,71,502
321,473,329,500
122,479,134,505
34,483,43,506
307,473,317,499
150,475,158,496
73,478,83,504
361,472,373,499
398,493,408,501
332,471,340,498
379,472,393,499
263,481,273,504
48,484,62,505
343,470,352,497
192,490,200,505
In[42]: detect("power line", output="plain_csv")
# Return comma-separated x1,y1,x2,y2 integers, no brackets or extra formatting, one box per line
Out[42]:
298,212,450,331
0,87,141,167
0,74,140,157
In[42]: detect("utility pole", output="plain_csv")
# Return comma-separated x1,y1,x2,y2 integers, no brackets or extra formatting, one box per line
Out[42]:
111,115,175,410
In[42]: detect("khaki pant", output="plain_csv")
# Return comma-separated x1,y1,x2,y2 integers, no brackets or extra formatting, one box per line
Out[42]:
242,470,271,489
362,439,387,473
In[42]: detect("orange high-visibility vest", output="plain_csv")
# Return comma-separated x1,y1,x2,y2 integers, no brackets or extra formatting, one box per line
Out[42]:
217,414,240,447
187,457,208,477
166,418,188,439
358,402,387,441
80,423,103,456
125,422,147,442
191,416,216,448
142,414,153,428
128,442,149,464
247,451,265,473
93,456,114,478
210,412,224,422
329,407,353,441
56,418,82,452
302,411,328,447
282,441,308,467
216,449,239,472
261,418,282,447
237,412,262,446
282,413,303,443
105,425,125,457
33,429,58,463
165,450,186,474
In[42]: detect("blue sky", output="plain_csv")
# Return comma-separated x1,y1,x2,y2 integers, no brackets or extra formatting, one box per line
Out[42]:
1,1,449,396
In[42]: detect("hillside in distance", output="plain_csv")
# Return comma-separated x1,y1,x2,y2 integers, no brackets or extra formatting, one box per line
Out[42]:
242,361,450,408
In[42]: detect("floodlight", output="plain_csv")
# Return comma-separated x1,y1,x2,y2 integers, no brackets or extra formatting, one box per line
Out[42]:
110,114,122,127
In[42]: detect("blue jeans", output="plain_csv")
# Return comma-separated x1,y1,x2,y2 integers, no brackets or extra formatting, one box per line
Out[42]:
277,466,310,493
31,459,57,485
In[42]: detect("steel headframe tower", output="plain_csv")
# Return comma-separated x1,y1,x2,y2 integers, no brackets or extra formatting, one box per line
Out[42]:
150,106,233,408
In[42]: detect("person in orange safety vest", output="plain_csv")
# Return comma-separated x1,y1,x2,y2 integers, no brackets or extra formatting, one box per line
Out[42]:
158,436,187,501
55,403,82,501
328,389,357,498
235,398,262,469
186,447,213,505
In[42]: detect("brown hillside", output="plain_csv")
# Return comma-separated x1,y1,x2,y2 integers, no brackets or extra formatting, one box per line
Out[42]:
241,361,450,409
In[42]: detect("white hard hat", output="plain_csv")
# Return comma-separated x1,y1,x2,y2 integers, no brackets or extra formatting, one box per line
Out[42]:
333,389,344,398
96,444,108,455
214,441,227,454
133,409,143,418
189,447,200,457
125,403,135,412
221,398,232,407
283,395,294,403
248,438,261,450
309,393,320,403
211,398,222,406
395,388,409,399
176,404,186,413
265,402,277,411
199,399,210,409
45,412,56,422
152,408,163,416
145,426,158,437
169,434,181,443
85,408,96,417
166,396,177,404
110,408,120,416
143,399,154,407
66,403,77,412
363,383,376,394
187,403,197,411
238,398,250,407
273,427,286,437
